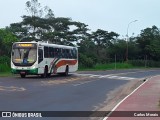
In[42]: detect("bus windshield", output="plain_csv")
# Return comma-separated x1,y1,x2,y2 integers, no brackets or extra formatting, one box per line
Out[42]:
12,43,37,66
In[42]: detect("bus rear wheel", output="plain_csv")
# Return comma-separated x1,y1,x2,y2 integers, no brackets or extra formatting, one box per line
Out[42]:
20,74,26,78
64,66,69,76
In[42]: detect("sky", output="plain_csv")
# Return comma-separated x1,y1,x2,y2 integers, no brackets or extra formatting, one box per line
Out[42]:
0,0,160,37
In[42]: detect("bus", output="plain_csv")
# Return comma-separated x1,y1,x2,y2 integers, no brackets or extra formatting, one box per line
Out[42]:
11,41,78,78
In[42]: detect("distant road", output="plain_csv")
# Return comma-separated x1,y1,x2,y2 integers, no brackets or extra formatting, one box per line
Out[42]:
0,69,159,119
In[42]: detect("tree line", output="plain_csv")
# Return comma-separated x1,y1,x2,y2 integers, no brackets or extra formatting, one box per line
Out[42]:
1,0,160,68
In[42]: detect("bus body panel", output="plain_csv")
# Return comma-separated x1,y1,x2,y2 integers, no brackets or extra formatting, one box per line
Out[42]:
11,41,78,77
11,62,39,75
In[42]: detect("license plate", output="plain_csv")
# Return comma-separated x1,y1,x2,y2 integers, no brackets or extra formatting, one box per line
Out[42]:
20,72,26,74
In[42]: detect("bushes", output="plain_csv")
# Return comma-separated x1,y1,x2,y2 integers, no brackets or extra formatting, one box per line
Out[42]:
0,55,10,65
94,63,133,70
0,64,10,72
128,60,160,68
79,58,160,70
79,53,95,68
0,56,10,72
128,60,146,67
79,53,160,69
147,61,160,67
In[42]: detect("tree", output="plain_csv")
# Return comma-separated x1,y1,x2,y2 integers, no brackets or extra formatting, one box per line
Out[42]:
41,17,89,44
0,29,18,56
137,25,160,60
6,22,28,40
26,0,43,17
23,0,54,40
108,39,127,62
89,29,119,63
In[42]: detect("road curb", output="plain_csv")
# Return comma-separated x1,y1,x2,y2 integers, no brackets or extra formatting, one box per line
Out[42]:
102,76,152,120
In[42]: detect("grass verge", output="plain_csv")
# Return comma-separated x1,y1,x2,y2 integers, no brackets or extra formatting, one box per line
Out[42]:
79,62,145,71
0,72,12,77
0,64,11,77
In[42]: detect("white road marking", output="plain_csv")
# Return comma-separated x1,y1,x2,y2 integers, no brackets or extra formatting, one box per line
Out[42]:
73,80,96,86
73,73,94,76
71,73,137,87
74,73,136,81
72,70,154,86
90,75,102,77
111,76,137,80
99,75,112,78
0,86,26,91
107,76,119,79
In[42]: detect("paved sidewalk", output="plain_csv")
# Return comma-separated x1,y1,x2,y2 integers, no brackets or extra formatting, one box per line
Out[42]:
104,75,160,120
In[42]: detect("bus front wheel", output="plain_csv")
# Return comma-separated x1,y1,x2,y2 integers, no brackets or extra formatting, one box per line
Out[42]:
41,67,48,78
20,74,26,78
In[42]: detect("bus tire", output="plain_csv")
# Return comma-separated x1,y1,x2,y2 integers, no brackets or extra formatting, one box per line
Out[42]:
41,67,48,78
64,66,69,76
20,74,26,78
48,73,51,77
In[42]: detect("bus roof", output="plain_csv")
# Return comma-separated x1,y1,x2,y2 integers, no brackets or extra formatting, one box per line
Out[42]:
14,41,77,49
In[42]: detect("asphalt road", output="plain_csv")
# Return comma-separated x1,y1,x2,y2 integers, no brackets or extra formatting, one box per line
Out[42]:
0,69,160,120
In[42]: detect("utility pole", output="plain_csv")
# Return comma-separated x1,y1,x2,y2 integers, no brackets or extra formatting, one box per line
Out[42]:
126,20,138,62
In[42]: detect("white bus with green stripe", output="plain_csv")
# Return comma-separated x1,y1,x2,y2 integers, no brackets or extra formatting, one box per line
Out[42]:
11,41,78,78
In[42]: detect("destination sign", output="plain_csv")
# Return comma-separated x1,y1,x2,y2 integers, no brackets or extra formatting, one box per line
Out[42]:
13,43,37,48
18,44,33,47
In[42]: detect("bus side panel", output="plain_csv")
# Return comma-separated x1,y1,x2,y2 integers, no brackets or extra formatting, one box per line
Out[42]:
55,59,78,73
38,58,47,74
38,58,56,74
56,63,78,73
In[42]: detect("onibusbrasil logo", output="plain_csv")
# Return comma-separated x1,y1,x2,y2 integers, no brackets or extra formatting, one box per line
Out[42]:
1,112,42,118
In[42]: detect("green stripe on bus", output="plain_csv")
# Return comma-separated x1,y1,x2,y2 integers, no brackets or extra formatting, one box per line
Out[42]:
11,68,38,74
50,58,60,73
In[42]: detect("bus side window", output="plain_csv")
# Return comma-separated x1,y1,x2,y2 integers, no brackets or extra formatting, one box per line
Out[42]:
63,49,67,58
71,49,74,59
73,48,77,59
53,48,61,58
49,47,54,58
57,48,62,58
66,49,69,59
38,49,43,63
54,48,58,57
44,46,48,58
68,49,72,59
61,49,64,58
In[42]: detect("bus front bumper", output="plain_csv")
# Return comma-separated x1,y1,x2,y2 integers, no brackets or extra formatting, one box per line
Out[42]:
11,68,38,75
